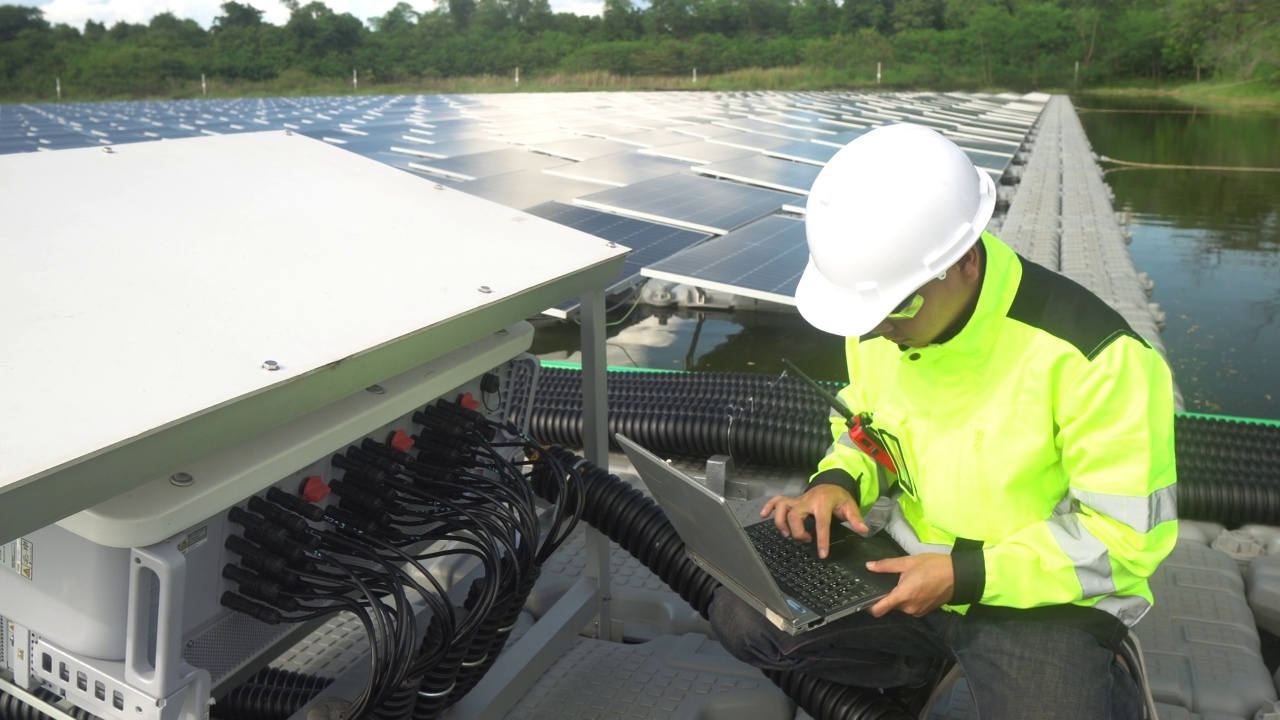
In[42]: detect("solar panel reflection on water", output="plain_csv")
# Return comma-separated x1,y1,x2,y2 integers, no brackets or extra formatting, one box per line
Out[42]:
642,214,807,304
574,173,796,236
692,155,821,195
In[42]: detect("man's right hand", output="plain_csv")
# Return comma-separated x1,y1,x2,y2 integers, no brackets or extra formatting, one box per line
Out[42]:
762,484,868,559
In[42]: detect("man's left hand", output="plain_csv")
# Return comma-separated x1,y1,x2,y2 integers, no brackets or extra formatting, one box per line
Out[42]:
865,553,955,617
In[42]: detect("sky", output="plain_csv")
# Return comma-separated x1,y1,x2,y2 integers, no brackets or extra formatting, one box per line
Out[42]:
16,0,604,31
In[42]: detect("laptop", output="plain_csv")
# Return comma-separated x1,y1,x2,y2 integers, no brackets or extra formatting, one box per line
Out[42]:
616,432,905,635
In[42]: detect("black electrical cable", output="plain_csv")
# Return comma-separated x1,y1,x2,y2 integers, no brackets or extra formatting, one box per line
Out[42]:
533,447,917,720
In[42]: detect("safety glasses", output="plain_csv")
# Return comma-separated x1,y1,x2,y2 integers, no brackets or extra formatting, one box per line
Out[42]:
884,270,947,321
886,292,925,320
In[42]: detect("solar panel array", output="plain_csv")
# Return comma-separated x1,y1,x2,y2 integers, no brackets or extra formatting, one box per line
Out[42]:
0,91,1046,311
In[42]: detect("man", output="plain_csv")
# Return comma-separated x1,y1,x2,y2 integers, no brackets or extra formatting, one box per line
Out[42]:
709,123,1177,719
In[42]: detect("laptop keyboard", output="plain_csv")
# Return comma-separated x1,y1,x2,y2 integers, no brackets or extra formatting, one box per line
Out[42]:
745,521,881,614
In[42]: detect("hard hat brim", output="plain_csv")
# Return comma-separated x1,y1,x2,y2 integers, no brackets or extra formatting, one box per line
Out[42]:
795,165,996,338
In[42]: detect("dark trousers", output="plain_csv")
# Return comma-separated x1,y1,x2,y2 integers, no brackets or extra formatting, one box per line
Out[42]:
709,588,1141,719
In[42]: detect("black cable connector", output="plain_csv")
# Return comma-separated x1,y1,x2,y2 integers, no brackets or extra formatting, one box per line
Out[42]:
220,592,282,625
266,487,327,522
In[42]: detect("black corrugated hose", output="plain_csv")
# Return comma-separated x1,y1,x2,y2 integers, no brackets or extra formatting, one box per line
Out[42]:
1175,414,1280,526
528,368,837,469
0,688,98,720
531,445,913,720
212,667,333,720
527,367,1280,528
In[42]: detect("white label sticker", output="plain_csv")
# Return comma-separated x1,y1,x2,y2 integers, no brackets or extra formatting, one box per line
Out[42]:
0,539,34,580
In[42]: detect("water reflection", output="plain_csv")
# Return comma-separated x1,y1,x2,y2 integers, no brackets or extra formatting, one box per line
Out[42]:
1076,94,1280,419
529,305,845,379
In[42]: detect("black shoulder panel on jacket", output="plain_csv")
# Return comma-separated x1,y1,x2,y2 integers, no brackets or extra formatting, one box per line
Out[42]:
1007,257,1150,361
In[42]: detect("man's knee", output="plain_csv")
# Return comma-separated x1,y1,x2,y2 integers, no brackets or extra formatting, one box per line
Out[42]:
709,588,787,667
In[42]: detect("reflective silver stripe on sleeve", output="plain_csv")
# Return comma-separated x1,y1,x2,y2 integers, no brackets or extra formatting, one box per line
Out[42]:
1071,485,1177,535
835,432,858,450
884,502,953,556
1046,512,1117,599
1092,594,1152,628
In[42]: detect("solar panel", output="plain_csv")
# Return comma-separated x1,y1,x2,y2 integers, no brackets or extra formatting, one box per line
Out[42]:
390,137,512,159
692,155,821,195
527,201,710,270
963,148,1014,178
712,117,830,142
407,147,569,181
454,169,614,211
528,137,637,161
641,214,807,305
525,201,712,316
640,140,756,165
574,173,795,235
764,141,839,166
543,152,689,187
813,127,875,148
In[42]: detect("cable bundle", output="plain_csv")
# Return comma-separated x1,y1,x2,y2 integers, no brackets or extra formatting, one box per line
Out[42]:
215,397,585,720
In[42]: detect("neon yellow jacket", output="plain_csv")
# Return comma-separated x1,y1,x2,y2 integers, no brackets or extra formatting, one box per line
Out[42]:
812,234,1177,632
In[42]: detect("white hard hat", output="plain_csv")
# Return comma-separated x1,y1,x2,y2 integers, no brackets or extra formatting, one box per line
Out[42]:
795,123,996,337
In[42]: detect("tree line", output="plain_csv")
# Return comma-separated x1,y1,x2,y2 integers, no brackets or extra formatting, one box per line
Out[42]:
0,0,1276,101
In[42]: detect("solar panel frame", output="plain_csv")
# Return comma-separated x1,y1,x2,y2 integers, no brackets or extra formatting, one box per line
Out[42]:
574,173,795,236
641,214,808,305
692,155,821,195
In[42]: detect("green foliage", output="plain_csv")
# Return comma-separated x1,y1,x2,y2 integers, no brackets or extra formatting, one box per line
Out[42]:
0,0,1278,101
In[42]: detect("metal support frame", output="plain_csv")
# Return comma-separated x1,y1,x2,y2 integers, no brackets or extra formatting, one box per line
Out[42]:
578,289,616,641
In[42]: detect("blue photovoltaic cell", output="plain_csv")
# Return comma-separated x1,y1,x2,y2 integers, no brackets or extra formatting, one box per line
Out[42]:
528,137,638,161
963,148,1013,177
712,118,828,142
526,201,710,273
454,170,614,211
574,173,796,235
642,214,808,304
544,153,690,187
406,147,569,181
391,137,512,159
692,155,822,195
765,141,839,166
525,201,712,314
640,140,757,165
950,137,1019,155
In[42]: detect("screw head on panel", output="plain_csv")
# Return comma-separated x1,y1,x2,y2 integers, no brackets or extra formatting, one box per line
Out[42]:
478,286,492,294
262,360,280,371
170,472,194,487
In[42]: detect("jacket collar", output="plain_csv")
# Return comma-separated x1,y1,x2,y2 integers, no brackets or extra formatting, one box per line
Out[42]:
902,233,1021,360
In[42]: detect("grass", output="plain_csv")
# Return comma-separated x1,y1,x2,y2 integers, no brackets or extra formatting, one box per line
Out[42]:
1075,78,1280,113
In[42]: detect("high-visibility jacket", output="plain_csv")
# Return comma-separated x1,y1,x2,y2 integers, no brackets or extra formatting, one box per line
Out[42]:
812,233,1177,638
